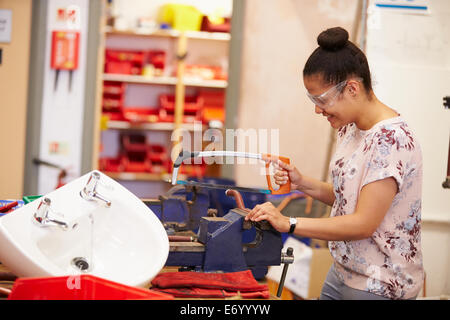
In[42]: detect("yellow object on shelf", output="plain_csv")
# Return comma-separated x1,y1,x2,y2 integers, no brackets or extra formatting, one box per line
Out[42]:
100,114,110,131
207,8,225,25
157,4,203,31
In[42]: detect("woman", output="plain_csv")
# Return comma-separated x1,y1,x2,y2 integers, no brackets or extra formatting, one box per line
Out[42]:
245,27,424,300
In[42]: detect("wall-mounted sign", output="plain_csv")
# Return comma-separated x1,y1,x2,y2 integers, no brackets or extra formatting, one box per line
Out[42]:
0,9,12,43
54,5,81,30
49,141,70,155
374,0,429,13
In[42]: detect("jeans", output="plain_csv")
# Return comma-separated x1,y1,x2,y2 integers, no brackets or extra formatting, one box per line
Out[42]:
319,264,392,300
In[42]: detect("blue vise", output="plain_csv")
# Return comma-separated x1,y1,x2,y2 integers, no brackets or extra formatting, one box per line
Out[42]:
165,208,283,280
145,185,210,232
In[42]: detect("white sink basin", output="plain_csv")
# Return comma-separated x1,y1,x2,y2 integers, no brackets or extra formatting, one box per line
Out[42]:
0,170,169,288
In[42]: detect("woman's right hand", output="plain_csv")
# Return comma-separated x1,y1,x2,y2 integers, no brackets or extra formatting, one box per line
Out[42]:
264,156,303,190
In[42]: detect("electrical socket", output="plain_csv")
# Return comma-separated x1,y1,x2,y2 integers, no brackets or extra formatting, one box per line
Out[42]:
444,96,449,109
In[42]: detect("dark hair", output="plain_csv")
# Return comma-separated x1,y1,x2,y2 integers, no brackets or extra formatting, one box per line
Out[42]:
303,27,373,93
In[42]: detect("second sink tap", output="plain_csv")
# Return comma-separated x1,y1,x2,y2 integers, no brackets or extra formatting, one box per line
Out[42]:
33,197,71,230
80,171,112,207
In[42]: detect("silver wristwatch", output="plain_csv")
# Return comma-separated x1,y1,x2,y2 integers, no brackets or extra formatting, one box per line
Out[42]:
288,217,297,234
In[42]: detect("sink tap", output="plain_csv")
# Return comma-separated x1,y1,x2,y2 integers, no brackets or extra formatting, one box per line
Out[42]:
33,197,70,230
80,171,111,207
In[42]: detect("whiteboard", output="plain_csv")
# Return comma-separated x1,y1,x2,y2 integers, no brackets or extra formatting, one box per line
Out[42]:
366,0,450,222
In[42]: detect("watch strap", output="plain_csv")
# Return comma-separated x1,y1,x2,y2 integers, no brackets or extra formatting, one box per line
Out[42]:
288,217,296,234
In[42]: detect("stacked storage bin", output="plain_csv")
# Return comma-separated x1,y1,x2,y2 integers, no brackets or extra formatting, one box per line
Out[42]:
99,133,172,175
105,50,146,75
102,81,126,121
158,94,204,123
121,134,152,173
148,145,171,174
199,89,225,124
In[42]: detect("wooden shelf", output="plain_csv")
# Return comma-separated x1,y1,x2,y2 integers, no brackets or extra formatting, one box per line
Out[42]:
102,73,227,88
183,77,228,88
104,27,231,41
98,24,228,188
107,120,206,131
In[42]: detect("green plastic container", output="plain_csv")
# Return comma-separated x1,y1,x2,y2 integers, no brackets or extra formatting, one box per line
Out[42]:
22,195,43,204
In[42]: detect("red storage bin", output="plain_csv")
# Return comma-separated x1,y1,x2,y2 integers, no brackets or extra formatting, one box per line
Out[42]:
199,90,225,123
148,144,170,173
147,50,166,75
120,133,152,173
158,109,202,123
8,275,173,300
102,109,125,121
159,94,203,123
105,50,146,75
102,81,125,120
160,94,203,112
121,133,148,153
99,157,124,172
200,16,231,33
123,107,160,123
148,144,168,162
174,158,206,178
103,81,126,95
180,163,206,178
102,97,123,109
199,90,225,107
184,65,227,80
122,151,152,173
106,61,140,75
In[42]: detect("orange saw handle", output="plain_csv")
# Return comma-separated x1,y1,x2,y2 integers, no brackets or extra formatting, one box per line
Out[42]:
263,154,291,195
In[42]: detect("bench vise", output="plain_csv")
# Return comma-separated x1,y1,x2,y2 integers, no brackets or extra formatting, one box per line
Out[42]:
144,184,211,233
166,207,285,280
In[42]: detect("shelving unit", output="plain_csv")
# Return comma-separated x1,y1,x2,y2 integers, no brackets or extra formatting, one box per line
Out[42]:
106,120,207,131
104,27,231,41
96,7,231,198
102,73,228,88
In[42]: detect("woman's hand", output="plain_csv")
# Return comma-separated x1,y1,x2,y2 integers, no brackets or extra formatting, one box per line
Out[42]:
245,202,290,233
264,156,303,190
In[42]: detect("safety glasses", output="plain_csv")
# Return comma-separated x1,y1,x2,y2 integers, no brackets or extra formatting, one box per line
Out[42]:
306,80,348,109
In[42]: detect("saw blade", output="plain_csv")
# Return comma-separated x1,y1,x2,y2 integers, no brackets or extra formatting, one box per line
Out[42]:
176,180,271,194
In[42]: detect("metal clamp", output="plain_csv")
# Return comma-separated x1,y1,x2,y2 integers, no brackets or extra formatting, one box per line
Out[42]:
277,247,294,298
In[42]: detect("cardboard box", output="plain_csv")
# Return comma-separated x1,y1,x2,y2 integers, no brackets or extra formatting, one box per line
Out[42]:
307,248,333,298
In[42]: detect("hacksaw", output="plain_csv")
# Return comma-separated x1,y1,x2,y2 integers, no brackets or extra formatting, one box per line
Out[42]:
171,150,291,195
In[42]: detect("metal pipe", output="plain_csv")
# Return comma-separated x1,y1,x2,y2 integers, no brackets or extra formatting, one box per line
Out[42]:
225,189,248,211
168,235,196,242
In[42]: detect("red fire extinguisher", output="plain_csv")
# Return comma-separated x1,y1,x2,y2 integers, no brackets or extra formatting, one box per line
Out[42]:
50,30,80,92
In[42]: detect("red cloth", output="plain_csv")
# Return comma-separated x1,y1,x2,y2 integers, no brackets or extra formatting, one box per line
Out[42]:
151,270,267,292
152,287,269,299
150,270,269,299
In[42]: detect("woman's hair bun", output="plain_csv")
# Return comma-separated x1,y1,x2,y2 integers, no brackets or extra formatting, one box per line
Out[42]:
317,27,349,51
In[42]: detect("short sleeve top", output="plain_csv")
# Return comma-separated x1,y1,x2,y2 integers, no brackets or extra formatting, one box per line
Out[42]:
328,116,424,299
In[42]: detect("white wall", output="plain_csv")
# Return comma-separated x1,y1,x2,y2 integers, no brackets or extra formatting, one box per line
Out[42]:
365,0,450,297
37,0,90,194
235,0,359,188
0,0,32,198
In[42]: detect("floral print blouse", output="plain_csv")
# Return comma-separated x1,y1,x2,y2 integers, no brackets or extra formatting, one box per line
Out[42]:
329,116,424,299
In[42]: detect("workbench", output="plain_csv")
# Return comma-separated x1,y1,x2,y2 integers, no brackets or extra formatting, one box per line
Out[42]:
0,263,283,300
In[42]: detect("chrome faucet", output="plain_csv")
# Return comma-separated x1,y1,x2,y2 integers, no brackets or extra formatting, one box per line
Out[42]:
33,197,71,230
80,171,111,207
